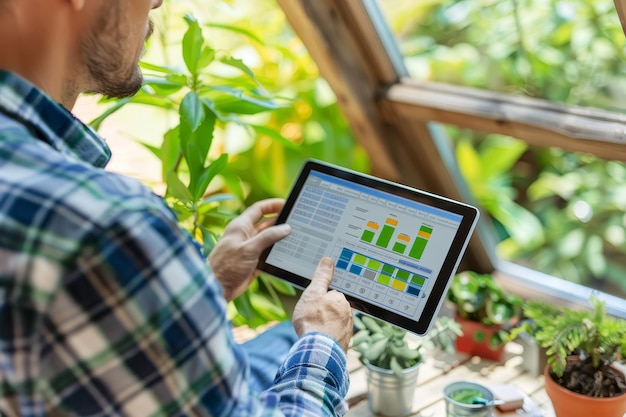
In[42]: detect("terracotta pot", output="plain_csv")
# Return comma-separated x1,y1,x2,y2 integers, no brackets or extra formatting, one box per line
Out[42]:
454,315,505,362
543,365,626,417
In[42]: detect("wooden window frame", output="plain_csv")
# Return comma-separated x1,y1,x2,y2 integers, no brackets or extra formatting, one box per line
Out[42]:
277,0,626,316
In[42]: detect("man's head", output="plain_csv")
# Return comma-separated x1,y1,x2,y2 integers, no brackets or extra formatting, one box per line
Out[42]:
0,0,162,108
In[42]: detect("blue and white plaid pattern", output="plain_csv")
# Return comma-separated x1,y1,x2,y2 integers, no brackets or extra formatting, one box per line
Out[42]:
0,70,349,417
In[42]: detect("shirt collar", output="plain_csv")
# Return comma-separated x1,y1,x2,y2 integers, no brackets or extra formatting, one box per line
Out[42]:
0,70,111,168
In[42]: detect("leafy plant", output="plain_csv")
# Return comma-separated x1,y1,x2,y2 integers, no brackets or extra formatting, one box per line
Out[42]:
351,314,461,376
447,271,522,348
510,297,626,397
91,14,296,327
447,271,522,325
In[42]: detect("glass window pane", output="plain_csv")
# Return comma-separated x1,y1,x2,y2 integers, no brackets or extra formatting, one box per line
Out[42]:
440,124,626,301
376,0,626,113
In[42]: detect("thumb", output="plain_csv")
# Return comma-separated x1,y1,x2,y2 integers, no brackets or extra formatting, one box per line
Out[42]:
304,257,335,297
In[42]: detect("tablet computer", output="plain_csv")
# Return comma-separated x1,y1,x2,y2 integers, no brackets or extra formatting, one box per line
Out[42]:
258,159,479,335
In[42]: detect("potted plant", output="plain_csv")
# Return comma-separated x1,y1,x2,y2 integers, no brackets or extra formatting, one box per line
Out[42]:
510,297,626,417
351,315,461,417
446,271,522,361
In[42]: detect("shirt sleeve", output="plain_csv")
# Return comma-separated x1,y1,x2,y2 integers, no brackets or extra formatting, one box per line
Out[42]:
39,202,349,417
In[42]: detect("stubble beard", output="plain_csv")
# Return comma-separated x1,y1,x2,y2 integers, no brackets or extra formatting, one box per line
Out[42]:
81,6,151,99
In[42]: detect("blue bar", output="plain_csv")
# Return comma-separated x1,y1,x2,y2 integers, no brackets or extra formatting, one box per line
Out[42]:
407,286,421,297
340,248,353,261
336,260,349,270
349,265,363,275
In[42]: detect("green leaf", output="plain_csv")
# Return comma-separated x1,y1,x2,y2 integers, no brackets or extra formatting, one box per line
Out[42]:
143,77,185,96
265,276,296,296
166,171,193,204
161,127,181,182
252,125,301,151
365,338,389,363
182,17,204,74
232,291,255,322
205,22,265,44
352,330,372,346
198,46,216,69
139,61,178,74
198,193,237,206
137,141,160,160
211,91,286,115
194,153,229,201
390,356,403,377
180,92,206,132
220,56,255,78
198,225,218,257
361,316,384,334
179,107,216,196
88,98,131,131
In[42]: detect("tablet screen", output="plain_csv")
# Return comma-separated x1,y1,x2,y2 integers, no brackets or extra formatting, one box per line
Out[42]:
259,160,479,335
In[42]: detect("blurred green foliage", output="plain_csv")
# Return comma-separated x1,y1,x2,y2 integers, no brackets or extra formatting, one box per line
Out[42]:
380,0,626,297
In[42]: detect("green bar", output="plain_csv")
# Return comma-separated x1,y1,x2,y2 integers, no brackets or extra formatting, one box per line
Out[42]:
375,225,395,248
396,270,410,282
382,264,395,275
368,259,381,270
420,226,433,234
354,254,367,265
361,229,375,243
392,242,406,254
377,274,392,286
411,275,426,286
409,237,428,260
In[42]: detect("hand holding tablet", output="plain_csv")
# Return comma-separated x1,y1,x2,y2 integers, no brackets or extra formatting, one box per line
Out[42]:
259,160,479,335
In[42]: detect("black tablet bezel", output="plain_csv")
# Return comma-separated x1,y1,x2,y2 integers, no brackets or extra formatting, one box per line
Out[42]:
258,159,479,335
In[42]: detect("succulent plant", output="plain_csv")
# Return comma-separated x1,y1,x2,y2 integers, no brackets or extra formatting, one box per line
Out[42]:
351,315,462,376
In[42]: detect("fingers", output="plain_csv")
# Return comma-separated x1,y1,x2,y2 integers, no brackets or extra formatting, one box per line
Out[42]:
254,216,279,233
240,198,285,224
303,257,335,297
245,223,292,253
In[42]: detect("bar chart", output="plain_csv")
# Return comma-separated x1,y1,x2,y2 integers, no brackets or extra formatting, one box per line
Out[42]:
359,216,433,260
335,248,427,298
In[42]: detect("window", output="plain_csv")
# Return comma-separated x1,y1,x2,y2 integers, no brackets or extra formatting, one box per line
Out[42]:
277,0,626,316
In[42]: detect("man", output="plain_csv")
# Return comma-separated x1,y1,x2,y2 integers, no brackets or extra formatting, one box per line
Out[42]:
0,0,354,416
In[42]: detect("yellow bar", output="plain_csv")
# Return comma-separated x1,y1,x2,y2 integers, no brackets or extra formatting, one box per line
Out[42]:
386,217,399,227
398,233,411,242
391,280,407,291
418,230,431,239
367,221,379,230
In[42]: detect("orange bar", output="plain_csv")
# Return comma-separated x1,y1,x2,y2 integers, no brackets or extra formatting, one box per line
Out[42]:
418,230,431,239
398,234,411,242
386,217,399,227
367,221,379,230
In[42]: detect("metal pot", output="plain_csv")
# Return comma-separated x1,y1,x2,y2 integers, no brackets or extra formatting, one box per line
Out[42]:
443,380,495,417
365,361,421,417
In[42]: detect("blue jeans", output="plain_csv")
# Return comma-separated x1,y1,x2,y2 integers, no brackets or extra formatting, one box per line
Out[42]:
240,321,298,393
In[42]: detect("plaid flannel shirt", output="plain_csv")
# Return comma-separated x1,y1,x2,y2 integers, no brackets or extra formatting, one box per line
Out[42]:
0,70,349,417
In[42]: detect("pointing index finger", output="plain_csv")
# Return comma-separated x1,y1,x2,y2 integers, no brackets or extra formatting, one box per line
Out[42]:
305,257,335,297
